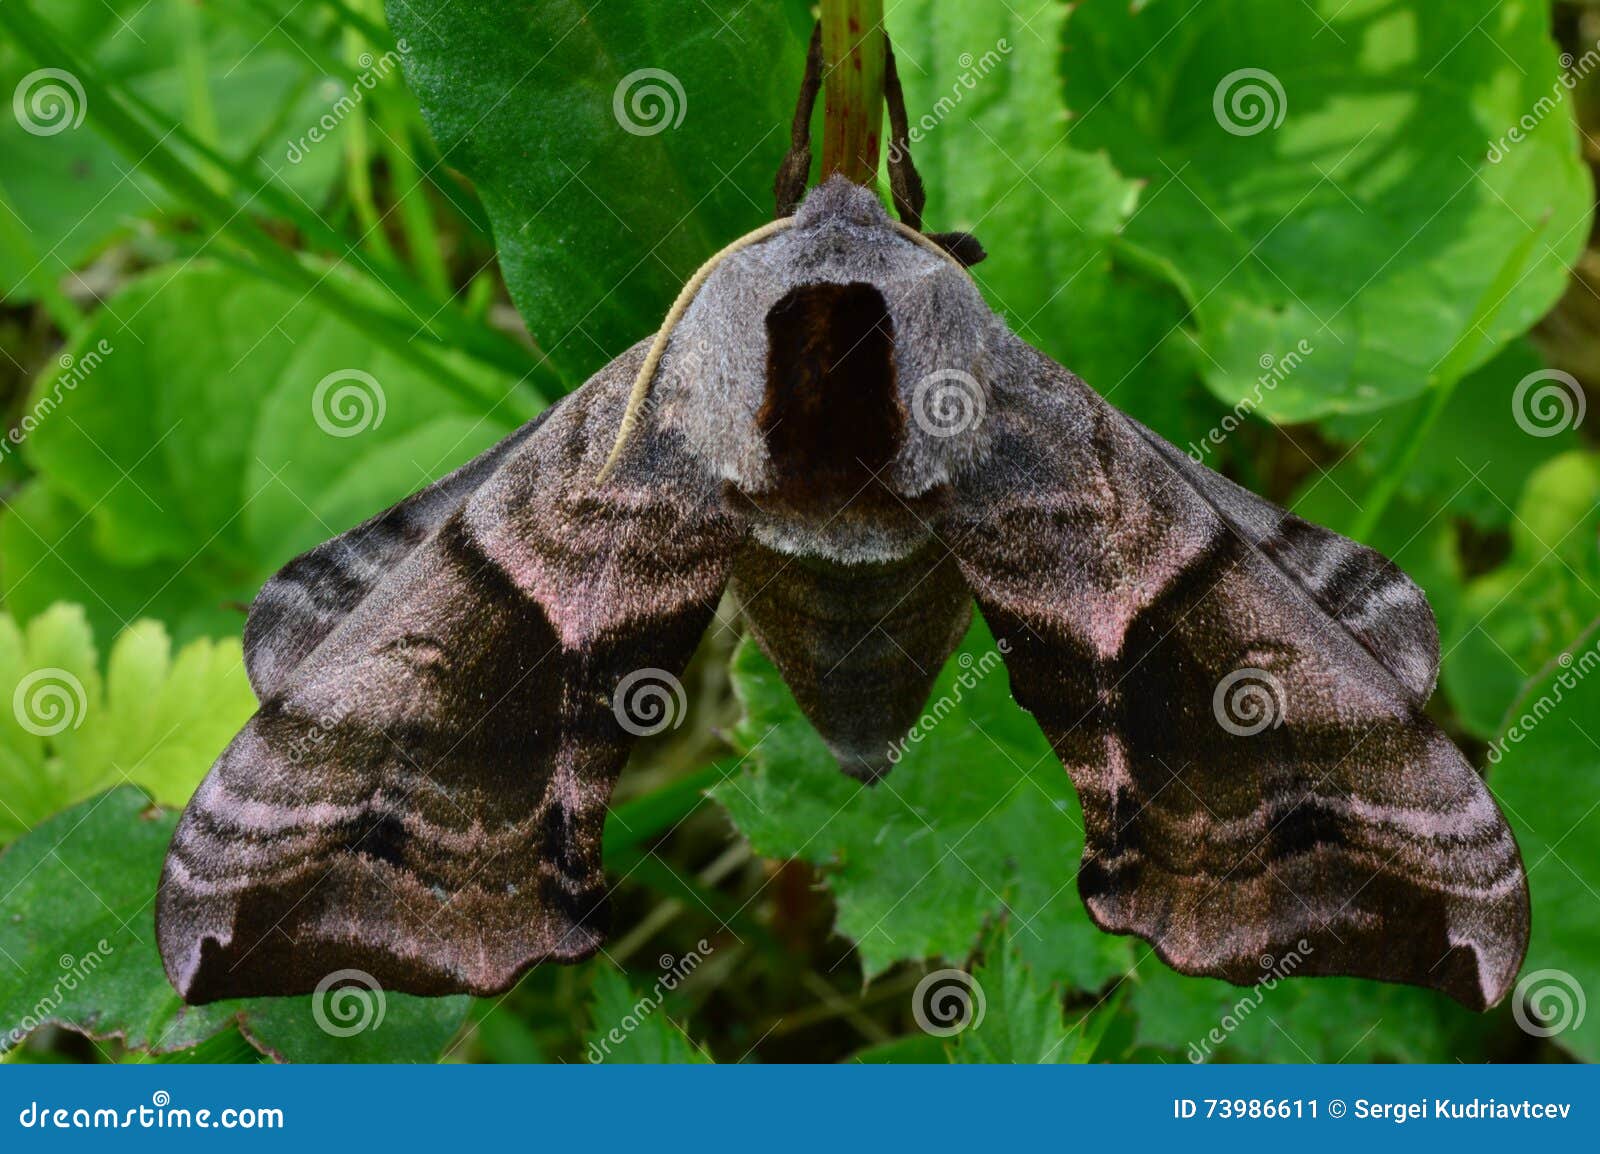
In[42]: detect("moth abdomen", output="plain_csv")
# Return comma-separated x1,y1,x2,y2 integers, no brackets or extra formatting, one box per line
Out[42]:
730,537,970,782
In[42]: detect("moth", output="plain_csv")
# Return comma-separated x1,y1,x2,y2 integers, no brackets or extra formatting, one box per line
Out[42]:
157,39,1528,1012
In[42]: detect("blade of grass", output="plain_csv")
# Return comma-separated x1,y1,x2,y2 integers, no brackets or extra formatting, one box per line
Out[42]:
602,761,726,856
0,0,548,415
377,96,451,298
116,72,529,379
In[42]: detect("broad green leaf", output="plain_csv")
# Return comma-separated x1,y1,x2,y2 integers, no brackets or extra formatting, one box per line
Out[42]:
880,2,1219,447
582,966,710,1064
1061,0,1592,421
1,262,519,643
0,603,253,841
237,986,469,1065
387,0,812,387
1443,451,1600,736
1491,618,1600,1061
717,616,1132,994
1321,341,1577,531
0,788,470,1063
0,788,236,1055
0,0,343,300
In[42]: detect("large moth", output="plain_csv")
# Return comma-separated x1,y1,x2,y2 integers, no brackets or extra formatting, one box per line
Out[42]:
157,47,1528,1013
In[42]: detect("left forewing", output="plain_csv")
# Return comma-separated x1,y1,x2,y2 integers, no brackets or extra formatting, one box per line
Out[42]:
158,344,745,1002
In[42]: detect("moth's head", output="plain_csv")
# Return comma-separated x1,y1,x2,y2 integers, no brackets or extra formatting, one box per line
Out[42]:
651,176,1009,561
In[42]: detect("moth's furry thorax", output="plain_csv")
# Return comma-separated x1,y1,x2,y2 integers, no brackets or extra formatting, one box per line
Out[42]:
650,176,1015,564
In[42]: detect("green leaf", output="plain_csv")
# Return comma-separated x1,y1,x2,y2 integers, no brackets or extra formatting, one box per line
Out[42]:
849,1032,949,1063
0,262,520,643
717,616,1132,994
0,604,254,841
0,788,469,1063
1490,618,1600,1061
878,3,1219,445
582,966,710,1064
235,986,469,1065
1061,0,1592,421
1321,341,1577,531
0,0,342,299
1131,965,1489,1063
1443,451,1600,736
949,927,1080,1064
387,0,813,387
0,788,235,1056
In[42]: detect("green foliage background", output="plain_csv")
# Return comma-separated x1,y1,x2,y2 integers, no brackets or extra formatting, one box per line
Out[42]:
0,0,1595,1064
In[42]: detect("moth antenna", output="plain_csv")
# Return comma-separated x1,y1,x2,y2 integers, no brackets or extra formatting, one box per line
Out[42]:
883,39,927,231
597,217,797,481
888,220,973,276
773,22,823,218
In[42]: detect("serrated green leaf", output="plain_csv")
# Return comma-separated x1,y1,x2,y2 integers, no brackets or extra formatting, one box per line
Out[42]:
0,788,236,1056
386,0,812,387
717,616,1132,995
0,788,469,1063
950,927,1078,1064
235,987,469,1065
1131,965,1490,1063
1061,0,1592,421
582,966,710,1064
0,604,253,841
1489,617,1600,1062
